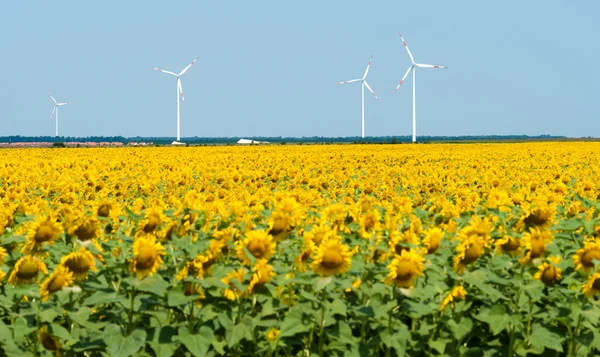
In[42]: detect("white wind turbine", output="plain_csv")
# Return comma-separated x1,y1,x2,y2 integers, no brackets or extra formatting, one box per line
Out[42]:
153,56,199,145
394,33,448,143
339,56,379,139
49,93,72,137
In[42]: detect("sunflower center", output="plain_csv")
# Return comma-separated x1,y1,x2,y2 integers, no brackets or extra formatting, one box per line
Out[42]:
394,261,415,281
34,224,56,243
591,278,600,292
541,266,557,285
41,336,59,351
530,239,546,259
321,249,344,270
582,249,600,268
364,216,375,231
48,275,68,294
74,221,97,240
394,244,409,255
462,243,482,264
247,241,266,258
501,238,520,252
524,210,550,226
17,260,40,279
136,245,157,270
312,232,325,245
64,257,90,274
98,204,111,217
143,215,160,233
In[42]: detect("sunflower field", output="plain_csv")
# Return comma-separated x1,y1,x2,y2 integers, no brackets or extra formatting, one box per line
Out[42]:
2,143,600,356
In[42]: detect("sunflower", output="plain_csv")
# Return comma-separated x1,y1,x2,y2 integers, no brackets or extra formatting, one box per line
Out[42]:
388,229,419,255
494,236,522,256
95,199,115,218
519,202,555,230
422,227,444,254
359,209,381,238
304,224,333,245
440,286,467,311
248,259,276,292
453,234,486,273
519,228,553,264
266,328,280,342
183,283,205,307
59,248,97,281
295,236,316,272
214,226,239,242
268,211,293,240
38,325,60,353
236,230,276,265
310,237,352,276
137,206,165,236
22,215,63,254
0,246,7,265
582,272,600,298
533,256,562,286
69,216,100,242
39,266,74,301
130,238,165,278
573,238,600,272
176,255,208,281
222,268,247,301
8,255,48,285
384,249,425,288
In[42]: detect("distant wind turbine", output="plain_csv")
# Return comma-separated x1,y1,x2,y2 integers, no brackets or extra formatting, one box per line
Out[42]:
339,56,379,139
394,34,448,143
49,93,72,137
153,56,199,145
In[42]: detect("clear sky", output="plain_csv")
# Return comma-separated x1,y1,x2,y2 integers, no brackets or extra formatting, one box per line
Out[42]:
1,1,599,138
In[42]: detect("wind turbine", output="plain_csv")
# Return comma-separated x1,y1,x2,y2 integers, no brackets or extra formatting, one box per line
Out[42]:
394,34,448,143
339,56,379,139
49,93,72,137
153,56,199,145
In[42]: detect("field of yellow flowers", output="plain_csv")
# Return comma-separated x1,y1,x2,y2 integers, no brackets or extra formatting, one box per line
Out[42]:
1,143,600,356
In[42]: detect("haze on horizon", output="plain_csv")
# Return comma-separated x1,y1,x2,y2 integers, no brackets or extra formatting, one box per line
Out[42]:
1,1,599,139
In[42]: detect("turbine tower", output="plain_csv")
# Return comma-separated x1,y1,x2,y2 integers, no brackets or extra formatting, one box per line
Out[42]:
394,34,448,143
153,56,199,145
339,56,379,139
49,93,72,137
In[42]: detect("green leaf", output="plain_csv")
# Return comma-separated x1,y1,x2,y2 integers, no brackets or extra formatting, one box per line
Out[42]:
429,338,450,354
475,305,511,335
555,219,583,231
148,326,179,357
102,324,147,357
280,307,310,337
38,308,60,323
447,317,473,341
177,327,213,357
83,291,119,306
331,321,355,345
167,286,201,307
134,275,169,296
529,323,563,352
523,280,545,303
314,276,333,292
50,323,77,346
226,316,253,347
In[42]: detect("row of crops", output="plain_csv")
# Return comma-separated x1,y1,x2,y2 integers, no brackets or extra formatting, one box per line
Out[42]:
1,143,600,356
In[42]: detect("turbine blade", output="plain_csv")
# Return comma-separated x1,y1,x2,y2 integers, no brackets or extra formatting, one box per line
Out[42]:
394,66,414,92
399,33,415,64
58,102,71,106
415,63,448,69
50,106,56,118
153,68,178,76
362,55,373,79
49,93,57,104
363,81,379,101
178,78,185,103
338,79,362,84
178,56,199,76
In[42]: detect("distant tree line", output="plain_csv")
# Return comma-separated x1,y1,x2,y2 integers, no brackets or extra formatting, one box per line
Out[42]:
0,134,568,145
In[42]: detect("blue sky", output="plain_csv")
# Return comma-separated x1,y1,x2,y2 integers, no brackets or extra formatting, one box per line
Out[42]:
1,1,599,138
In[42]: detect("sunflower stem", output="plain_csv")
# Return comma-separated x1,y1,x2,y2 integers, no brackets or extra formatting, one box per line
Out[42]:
317,291,327,355
128,286,136,334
